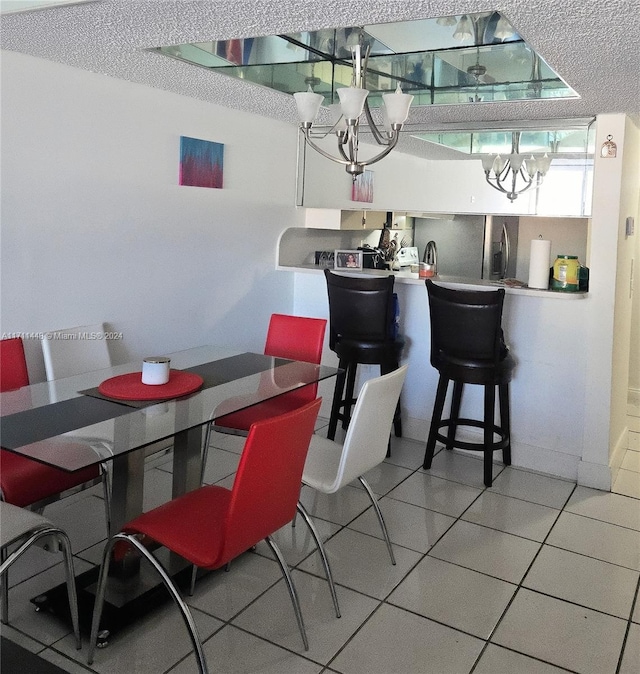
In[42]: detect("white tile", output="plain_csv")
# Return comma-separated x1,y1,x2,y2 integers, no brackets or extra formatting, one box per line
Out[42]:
462,491,560,542
169,624,324,674
565,486,640,531
186,552,286,621
612,469,640,499
621,449,640,472
356,460,413,496
232,570,379,664
619,622,640,674
43,493,109,554
488,467,575,509
299,484,374,526
40,648,100,674
547,512,640,570
493,588,628,674
384,436,425,470
628,431,640,451
388,471,483,518
4,555,93,645
330,603,484,674
348,495,455,553
200,446,241,484
633,596,640,624
207,430,246,454
254,516,342,566
296,527,422,599
55,603,222,674
424,449,502,488
474,644,571,674
388,555,516,638
429,519,541,583
523,545,639,618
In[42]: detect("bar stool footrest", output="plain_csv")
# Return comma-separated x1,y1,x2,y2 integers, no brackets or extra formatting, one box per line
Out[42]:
436,418,509,453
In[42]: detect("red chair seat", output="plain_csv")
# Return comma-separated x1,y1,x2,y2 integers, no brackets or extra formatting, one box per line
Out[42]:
124,485,231,569
215,389,314,431
0,449,100,508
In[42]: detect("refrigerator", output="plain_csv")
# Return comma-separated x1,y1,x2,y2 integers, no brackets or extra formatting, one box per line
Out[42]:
413,214,519,280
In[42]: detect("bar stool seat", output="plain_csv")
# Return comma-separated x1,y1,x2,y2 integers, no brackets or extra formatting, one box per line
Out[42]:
324,269,403,443
423,280,515,487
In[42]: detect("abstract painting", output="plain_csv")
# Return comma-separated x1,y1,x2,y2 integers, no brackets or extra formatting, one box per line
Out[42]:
179,136,224,188
351,169,373,202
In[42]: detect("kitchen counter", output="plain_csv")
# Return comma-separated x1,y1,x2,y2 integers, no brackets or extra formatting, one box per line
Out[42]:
278,263,588,299
283,264,591,483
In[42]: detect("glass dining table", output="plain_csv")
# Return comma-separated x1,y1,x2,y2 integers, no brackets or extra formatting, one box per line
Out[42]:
0,345,339,636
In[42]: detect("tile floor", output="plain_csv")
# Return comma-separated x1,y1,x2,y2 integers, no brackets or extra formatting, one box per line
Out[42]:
2,411,639,674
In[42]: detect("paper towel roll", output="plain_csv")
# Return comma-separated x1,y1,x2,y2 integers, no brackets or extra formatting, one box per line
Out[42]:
528,239,551,289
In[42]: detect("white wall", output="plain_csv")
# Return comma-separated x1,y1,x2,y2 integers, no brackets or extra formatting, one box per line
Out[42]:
579,114,640,488
299,134,592,217
0,51,300,381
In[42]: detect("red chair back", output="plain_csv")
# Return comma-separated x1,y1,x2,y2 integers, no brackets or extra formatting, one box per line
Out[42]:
264,314,326,364
0,338,29,392
214,314,326,431
264,313,326,407
220,397,321,563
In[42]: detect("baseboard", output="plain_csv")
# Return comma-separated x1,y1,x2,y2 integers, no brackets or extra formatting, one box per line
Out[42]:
402,415,580,481
577,459,612,490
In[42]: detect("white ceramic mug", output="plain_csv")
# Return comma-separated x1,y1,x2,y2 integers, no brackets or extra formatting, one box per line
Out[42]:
141,357,171,385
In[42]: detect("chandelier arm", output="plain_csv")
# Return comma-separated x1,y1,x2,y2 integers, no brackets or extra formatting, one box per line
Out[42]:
353,133,400,167
300,129,352,167
484,174,509,194
363,101,389,146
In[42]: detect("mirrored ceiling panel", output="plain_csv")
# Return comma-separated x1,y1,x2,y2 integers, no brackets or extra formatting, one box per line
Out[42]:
413,127,596,157
152,11,578,108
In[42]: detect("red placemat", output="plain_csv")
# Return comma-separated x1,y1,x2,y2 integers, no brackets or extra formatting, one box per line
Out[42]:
98,370,204,401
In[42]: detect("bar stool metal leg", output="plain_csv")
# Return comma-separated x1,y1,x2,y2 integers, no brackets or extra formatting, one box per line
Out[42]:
423,376,449,469
483,384,496,487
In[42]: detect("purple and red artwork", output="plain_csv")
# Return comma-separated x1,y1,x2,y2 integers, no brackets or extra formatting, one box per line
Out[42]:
179,136,224,189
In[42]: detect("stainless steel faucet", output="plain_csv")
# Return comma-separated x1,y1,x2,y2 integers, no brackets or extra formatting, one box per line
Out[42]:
423,240,438,273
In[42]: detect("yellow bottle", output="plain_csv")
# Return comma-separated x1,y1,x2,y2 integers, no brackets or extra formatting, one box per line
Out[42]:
551,255,580,291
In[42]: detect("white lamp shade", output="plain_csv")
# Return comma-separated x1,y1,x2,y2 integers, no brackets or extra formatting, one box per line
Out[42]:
525,155,538,177
509,153,525,172
453,15,474,41
481,154,496,172
493,154,506,174
494,16,514,41
337,87,368,120
382,86,413,125
536,153,552,175
436,15,457,27
293,88,324,124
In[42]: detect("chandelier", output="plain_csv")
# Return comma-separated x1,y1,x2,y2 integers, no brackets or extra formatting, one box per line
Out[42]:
481,131,552,202
293,40,414,179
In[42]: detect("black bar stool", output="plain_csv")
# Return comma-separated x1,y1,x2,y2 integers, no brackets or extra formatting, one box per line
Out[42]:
423,279,515,487
324,269,403,445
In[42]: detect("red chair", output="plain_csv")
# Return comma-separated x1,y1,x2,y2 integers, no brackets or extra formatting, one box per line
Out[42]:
201,314,326,475
0,337,107,511
88,398,322,672
0,337,111,624
213,313,326,431
0,339,110,509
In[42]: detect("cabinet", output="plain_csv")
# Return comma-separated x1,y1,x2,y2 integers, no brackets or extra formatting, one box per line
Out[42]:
304,208,414,231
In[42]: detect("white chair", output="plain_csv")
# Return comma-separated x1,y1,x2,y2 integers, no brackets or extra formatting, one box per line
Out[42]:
40,323,114,528
299,365,408,602
41,322,112,381
0,502,81,649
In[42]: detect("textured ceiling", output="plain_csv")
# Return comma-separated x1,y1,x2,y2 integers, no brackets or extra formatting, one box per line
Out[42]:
2,0,639,152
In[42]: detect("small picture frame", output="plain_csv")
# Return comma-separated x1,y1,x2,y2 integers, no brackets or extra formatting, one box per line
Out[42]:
334,250,363,270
